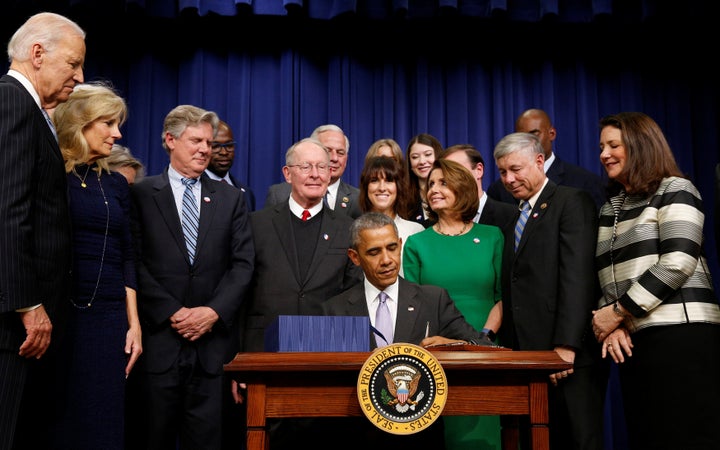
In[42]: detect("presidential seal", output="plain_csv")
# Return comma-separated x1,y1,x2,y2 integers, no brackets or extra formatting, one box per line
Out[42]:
357,343,447,435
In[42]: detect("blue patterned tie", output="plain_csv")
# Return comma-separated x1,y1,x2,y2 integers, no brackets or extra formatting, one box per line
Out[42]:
514,200,531,251
41,109,57,141
181,178,199,264
375,291,393,346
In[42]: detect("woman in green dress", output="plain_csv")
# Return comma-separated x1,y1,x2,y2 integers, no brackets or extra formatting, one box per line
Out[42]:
404,158,504,450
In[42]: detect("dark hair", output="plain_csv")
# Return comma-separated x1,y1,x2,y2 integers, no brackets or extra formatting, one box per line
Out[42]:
405,133,444,211
443,144,485,167
599,112,684,196
359,156,414,219
425,159,479,223
350,212,398,250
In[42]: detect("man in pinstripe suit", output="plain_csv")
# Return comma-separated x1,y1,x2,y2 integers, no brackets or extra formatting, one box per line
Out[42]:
0,12,85,450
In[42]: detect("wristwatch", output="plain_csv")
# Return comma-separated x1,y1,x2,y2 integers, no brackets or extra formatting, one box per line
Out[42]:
612,302,627,318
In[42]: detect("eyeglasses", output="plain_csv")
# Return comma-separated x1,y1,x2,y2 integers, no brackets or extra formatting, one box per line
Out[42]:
288,162,330,174
211,141,236,153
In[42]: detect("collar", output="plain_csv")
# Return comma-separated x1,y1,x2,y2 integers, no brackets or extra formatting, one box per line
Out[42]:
521,178,549,210
288,196,323,219
543,152,556,173
7,69,41,109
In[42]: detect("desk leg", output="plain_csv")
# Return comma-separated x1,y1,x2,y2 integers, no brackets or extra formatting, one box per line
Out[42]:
528,380,550,450
501,416,520,450
246,384,268,450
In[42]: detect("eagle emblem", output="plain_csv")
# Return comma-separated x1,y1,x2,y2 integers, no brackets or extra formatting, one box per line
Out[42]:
383,364,425,413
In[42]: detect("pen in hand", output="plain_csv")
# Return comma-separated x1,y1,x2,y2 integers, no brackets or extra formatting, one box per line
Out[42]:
425,321,430,338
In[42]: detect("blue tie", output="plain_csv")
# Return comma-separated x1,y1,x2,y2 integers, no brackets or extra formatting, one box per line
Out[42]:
514,201,531,251
375,292,393,346
181,178,199,264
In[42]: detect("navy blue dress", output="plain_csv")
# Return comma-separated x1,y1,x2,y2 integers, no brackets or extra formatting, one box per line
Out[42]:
52,164,136,450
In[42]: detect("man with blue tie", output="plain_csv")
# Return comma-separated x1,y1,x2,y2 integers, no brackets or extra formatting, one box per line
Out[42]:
130,105,255,450
0,12,86,450
493,132,608,450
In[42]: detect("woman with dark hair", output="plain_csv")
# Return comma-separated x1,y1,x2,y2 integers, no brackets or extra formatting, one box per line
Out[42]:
403,158,504,450
592,111,720,449
404,133,444,225
359,156,423,276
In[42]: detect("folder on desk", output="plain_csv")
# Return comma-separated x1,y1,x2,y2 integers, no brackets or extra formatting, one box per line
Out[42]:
264,315,370,352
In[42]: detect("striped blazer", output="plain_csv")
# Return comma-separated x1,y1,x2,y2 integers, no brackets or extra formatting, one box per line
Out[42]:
596,176,720,332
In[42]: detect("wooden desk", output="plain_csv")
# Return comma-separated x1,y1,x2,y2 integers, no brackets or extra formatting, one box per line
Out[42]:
225,349,571,450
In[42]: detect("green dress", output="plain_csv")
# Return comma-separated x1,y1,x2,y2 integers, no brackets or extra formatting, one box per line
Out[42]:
403,223,504,450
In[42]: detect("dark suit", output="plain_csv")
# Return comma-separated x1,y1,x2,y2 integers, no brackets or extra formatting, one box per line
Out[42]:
240,201,361,450
479,195,517,230
242,202,362,352
321,278,482,450
130,170,254,449
323,277,484,348
0,74,72,450
228,174,256,212
263,179,362,218
487,155,606,210
500,181,608,450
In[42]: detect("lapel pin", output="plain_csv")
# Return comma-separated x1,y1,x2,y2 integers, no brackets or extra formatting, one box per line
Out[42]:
323,233,329,240
408,306,415,311
342,197,349,203
341,203,347,208
203,197,211,203
473,238,480,244
532,213,538,218
540,203,547,209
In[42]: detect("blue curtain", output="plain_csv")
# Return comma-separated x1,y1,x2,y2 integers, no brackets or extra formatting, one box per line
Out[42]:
4,2,718,449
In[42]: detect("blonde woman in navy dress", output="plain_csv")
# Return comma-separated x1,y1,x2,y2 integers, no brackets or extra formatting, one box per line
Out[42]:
52,82,142,449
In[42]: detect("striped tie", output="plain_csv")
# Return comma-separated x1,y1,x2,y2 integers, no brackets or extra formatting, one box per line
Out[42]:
41,109,57,142
181,178,199,264
514,201,531,251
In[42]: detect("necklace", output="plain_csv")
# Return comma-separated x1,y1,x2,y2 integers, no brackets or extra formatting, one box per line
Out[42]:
435,221,470,236
70,168,109,309
72,165,92,188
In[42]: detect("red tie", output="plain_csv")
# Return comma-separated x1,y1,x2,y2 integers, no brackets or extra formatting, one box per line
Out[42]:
301,209,311,221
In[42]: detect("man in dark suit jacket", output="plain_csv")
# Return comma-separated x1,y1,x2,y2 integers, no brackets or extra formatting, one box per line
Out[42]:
494,132,608,450
206,119,256,211
264,124,361,218
487,108,606,210
320,212,493,450
130,105,254,450
236,137,361,450
442,144,516,230
242,137,362,352
0,13,85,450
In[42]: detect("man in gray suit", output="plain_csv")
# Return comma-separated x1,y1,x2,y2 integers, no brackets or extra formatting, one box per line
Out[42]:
264,124,361,218
0,13,85,450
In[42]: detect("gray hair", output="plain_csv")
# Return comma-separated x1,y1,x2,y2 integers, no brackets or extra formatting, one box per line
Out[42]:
310,124,350,152
493,132,543,161
161,105,219,152
7,12,85,63
350,212,398,250
284,137,328,166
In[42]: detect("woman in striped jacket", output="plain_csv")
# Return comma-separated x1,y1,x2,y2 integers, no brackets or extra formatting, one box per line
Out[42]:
592,111,720,449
